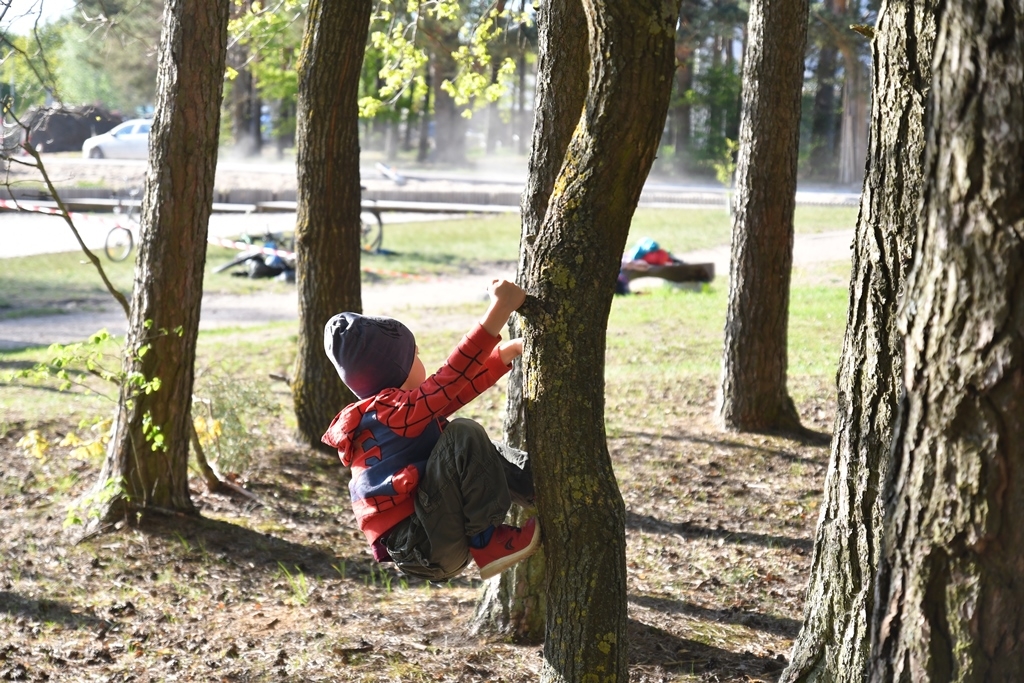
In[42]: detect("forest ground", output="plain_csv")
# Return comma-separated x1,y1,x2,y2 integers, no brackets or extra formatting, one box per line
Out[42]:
0,158,851,682
0,372,830,683
0,296,838,683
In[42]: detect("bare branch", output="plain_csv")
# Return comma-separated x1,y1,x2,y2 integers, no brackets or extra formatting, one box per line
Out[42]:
16,144,132,318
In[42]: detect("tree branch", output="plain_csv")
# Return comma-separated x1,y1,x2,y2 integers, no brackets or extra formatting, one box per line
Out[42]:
17,145,132,319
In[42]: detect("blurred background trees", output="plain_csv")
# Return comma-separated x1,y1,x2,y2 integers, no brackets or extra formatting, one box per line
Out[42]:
2,0,876,186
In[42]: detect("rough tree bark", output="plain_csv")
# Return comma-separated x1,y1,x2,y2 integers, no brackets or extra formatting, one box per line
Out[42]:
715,0,809,433
870,0,1024,678
94,0,230,520
290,0,370,449
780,0,935,680
513,0,678,679
471,0,589,642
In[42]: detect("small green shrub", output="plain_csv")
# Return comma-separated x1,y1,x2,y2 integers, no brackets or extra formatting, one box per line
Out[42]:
191,368,280,475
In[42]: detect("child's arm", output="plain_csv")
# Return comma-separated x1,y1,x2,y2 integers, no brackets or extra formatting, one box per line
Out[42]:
498,338,523,365
443,338,523,413
479,279,526,336
375,325,499,433
377,281,526,433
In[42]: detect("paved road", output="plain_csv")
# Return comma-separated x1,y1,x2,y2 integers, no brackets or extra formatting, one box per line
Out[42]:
0,211,301,258
0,210,467,259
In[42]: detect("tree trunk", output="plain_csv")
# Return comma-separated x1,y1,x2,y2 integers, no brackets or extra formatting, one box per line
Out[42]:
431,40,466,165
780,0,935,680
402,108,413,152
485,59,501,155
673,45,694,174
808,42,839,177
94,0,230,522
516,52,527,155
250,90,263,156
513,0,677,679
418,64,432,162
708,36,725,142
290,0,370,449
724,38,741,142
870,0,1024,678
385,117,399,161
231,61,256,153
228,0,260,157
715,0,809,433
471,0,589,643
837,3,869,187
836,45,868,185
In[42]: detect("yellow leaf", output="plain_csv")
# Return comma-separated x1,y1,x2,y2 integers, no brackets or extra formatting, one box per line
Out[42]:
60,432,84,447
17,430,50,462
71,441,106,461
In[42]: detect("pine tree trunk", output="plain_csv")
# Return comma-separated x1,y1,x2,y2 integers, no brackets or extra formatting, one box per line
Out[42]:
715,0,809,433
513,0,677,679
516,52,527,155
418,66,432,162
290,0,370,449
870,0,1024,678
471,0,589,643
95,0,230,522
431,39,467,165
837,44,869,186
230,60,254,152
808,43,838,177
673,47,694,174
250,91,263,156
780,0,935,679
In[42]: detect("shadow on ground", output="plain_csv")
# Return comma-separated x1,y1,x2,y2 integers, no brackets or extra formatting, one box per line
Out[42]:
630,594,801,638
626,510,813,553
629,618,788,680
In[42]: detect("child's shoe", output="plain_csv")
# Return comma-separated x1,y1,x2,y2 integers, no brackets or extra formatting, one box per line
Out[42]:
470,518,541,580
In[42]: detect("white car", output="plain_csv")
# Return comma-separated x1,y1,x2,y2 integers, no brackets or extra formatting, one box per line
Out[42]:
82,119,152,159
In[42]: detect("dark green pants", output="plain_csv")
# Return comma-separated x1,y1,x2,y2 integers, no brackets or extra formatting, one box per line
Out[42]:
382,418,534,581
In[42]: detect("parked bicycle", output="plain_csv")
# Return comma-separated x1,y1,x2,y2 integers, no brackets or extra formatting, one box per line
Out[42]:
104,188,140,262
103,188,384,261
213,232,296,280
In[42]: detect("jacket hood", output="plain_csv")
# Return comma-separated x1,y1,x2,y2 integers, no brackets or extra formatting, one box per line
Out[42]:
321,400,368,465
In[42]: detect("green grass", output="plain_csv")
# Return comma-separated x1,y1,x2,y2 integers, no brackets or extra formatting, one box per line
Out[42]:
362,214,521,275
0,206,857,318
0,206,856,425
369,205,857,272
0,252,137,317
792,205,859,234
0,245,297,319
602,263,850,425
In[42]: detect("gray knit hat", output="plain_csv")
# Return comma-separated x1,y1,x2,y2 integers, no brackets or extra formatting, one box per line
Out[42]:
324,313,416,399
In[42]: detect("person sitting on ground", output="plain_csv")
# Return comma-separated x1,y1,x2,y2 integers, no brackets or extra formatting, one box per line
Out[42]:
321,279,539,582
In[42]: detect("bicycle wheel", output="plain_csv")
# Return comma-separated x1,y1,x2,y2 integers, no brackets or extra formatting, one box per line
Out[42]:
105,226,134,262
360,211,383,252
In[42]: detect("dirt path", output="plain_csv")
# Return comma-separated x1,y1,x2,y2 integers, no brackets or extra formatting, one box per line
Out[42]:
0,230,853,350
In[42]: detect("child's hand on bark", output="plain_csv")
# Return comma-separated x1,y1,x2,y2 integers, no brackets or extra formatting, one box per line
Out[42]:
499,338,523,365
480,279,526,336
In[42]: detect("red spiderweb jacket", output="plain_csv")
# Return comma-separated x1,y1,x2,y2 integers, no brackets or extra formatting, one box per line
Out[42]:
321,324,511,546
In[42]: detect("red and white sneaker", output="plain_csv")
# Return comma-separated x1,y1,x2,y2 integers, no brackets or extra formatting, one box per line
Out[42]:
470,518,541,580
